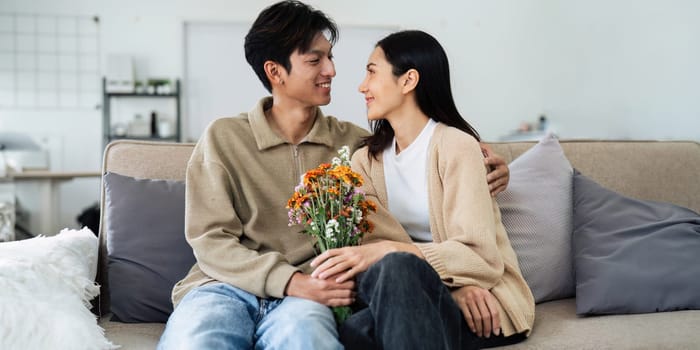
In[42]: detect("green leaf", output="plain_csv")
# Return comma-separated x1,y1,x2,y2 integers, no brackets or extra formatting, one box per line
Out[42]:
332,305,353,325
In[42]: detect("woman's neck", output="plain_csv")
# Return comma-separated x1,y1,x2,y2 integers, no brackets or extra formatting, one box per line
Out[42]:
387,106,431,154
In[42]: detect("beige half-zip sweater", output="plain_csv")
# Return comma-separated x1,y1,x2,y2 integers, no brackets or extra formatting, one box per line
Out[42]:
352,123,535,336
171,97,369,305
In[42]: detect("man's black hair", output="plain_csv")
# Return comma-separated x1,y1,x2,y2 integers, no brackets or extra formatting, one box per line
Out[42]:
244,1,338,92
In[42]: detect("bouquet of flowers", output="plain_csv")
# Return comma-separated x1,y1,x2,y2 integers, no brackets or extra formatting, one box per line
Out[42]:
286,145,377,323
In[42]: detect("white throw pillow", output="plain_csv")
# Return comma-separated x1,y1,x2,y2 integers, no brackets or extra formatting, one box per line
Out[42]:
496,133,575,303
0,228,116,350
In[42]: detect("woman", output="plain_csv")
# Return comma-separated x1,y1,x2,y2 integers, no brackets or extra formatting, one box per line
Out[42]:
310,30,534,349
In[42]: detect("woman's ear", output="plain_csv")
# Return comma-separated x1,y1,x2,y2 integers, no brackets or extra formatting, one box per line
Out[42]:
264,61,286,88
401,69,419,94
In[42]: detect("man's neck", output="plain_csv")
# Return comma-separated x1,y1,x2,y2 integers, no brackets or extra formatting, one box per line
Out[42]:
266,99,317,145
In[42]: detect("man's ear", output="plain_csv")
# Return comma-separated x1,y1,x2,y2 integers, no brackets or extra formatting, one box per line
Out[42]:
264,60,286,87
401,69,419,94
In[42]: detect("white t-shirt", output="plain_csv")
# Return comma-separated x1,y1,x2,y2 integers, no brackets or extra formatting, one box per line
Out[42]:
383,119,437,242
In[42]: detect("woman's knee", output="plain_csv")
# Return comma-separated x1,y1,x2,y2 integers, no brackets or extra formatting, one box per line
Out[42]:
371,252,434,278
357,252,443,298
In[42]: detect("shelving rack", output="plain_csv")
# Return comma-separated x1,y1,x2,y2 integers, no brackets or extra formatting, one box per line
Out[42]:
101,77,181,149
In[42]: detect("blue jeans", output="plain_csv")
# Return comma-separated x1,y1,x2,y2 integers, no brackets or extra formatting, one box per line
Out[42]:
340,252,526,350
157,283,342,350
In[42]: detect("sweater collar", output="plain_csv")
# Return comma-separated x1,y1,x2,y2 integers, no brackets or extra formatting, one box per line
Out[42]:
249,97,335,150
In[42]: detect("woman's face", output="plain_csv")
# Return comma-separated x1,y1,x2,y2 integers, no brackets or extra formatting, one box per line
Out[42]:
358,47,405,121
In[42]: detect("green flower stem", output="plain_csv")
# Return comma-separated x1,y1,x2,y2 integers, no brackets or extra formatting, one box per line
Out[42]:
332,305,353,325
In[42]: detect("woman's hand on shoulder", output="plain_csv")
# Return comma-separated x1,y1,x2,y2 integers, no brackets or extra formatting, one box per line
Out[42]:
451,285,501,338
480,143,509,197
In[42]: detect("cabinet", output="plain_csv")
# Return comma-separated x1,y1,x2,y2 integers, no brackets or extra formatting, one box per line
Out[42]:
102,78,181,149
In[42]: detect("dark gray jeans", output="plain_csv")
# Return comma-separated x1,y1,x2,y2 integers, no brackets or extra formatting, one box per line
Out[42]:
340,252,526,350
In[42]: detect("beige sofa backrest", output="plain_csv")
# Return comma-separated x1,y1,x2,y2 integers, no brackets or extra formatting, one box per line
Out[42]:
488,140,699,213
96,139,700,315
97,140,195,315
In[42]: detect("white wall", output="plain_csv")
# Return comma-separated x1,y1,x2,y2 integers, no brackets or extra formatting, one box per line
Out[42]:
183,23,395,139
1,0,699,232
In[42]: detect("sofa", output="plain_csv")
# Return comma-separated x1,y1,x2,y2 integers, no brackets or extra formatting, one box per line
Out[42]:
96,139,700,349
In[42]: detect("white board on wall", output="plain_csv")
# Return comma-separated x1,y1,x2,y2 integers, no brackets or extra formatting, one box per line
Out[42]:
183,22,395,141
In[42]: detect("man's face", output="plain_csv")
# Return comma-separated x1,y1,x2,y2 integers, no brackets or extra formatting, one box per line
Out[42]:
278,32,336,107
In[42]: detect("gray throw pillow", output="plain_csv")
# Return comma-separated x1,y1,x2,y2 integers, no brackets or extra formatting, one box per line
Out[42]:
496,134,575,303
573,170,700,315
104,172,195,323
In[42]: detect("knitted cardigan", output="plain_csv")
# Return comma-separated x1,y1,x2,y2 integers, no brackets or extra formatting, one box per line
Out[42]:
352,123,535,336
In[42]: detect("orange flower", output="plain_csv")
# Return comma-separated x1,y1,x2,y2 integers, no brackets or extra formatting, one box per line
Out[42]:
340,206,353,217
328,165,363,186
368,200,377,211
358,200,377,214
358,219,374,233
304,168,327,186
286,192,301,209
295,194,310,209
286,145,370,325
287,146,375,249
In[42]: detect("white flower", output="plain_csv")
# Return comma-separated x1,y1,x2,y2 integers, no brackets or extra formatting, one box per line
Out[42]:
338,145,351,166
325,219,339,240
331,157,342,166
354,209,363,224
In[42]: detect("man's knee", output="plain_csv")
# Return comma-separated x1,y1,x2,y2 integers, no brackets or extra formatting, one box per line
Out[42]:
158,284,256,350
258,297,341,349
273,296,336,328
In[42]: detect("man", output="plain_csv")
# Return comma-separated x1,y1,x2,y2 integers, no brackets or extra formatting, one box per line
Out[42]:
157,1,510,349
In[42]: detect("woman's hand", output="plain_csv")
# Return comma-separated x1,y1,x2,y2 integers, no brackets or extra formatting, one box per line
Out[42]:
480,143,510,197
311,241,419,283
451,285,501,338
310,242,391,283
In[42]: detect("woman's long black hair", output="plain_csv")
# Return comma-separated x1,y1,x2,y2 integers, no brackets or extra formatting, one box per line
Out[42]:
362,30,480,158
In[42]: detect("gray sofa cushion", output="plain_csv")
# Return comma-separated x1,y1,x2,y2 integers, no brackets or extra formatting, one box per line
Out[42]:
492,298,700,349
572,170,700,315
496,134,575,303
104,172,195,323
